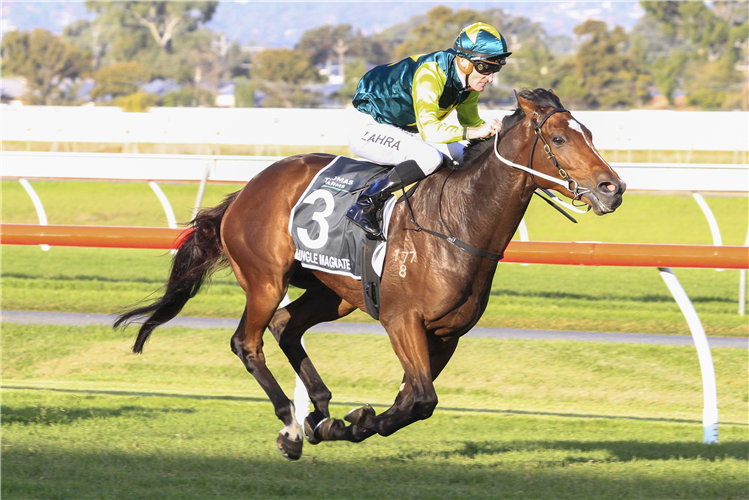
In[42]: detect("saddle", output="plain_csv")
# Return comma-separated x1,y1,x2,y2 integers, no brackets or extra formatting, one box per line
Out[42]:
289,156,410,320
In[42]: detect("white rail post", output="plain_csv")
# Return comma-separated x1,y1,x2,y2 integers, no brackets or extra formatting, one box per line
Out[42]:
148,181,178,254
518,218,529,266
518,218,529,241
191,160,213,220
658,267,719,443
148,181,178,229
18,178,50,251
692,193,723,271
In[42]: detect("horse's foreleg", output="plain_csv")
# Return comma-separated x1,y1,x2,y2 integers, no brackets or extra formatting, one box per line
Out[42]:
320,318,459,442
268,285,356,443
333,330,460,441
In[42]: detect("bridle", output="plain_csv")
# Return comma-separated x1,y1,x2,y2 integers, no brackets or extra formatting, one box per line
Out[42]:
493,107,591,214
403,107,593,261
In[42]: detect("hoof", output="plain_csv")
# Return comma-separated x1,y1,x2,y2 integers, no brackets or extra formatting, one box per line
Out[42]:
344,404,376,426
313,418,345,441
304,415,322,445
276,432,303,461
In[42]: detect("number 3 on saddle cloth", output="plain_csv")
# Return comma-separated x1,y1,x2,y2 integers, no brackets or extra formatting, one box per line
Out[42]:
289,156,406,320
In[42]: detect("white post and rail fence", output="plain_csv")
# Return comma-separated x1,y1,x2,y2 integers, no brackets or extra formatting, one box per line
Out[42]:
2,106,747,444
4,150,747,315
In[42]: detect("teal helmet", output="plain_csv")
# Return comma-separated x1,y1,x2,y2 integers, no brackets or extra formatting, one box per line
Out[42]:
453,22,512,60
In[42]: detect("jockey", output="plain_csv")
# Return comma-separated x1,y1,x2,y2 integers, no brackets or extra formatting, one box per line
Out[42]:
346,22,512,238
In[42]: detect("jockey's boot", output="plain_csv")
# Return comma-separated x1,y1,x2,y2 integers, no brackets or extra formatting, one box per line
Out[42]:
347,160,425,238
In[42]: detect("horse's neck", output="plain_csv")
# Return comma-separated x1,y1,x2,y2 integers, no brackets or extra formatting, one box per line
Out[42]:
440,142,535,255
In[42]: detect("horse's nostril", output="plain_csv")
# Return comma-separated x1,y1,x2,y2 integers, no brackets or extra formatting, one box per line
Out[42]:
598,181,619,194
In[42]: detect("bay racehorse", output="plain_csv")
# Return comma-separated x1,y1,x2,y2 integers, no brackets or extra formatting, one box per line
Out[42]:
115,88,625,460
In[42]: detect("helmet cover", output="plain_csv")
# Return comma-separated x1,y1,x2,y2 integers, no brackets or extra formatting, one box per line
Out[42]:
453,22,512,60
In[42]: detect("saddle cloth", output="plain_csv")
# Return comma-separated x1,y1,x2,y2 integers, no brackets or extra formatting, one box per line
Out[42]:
289,156,398,280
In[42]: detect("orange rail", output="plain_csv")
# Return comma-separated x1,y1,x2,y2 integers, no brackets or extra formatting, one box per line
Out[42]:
1,224,747,269
501,241,749,269
0,224,190,250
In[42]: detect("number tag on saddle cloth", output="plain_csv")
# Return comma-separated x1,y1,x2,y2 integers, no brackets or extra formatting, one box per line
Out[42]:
289,156,398,280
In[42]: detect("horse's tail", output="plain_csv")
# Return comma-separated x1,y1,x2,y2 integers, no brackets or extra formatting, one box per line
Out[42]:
114,190,241,353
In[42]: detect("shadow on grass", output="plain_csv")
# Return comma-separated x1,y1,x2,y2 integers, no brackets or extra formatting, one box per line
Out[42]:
490,288,737,305
415,439,749,462
2,273,168,285
1,404,196,425
3,272,241,287
5,385,747,427
1,445,747,500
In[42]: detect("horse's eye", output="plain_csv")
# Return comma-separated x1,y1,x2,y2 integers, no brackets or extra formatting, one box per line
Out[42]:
552,136,565,146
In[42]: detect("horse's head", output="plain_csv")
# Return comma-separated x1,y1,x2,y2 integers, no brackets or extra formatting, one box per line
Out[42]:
514,89,625,215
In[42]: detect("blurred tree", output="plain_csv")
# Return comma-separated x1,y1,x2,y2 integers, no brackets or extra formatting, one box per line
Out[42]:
296,24,371,66
63,19,97,71
113,90,159,111
1,29,89,105
330,57,369,105
636,0,747,109
556,20,650,109
233,77,255,107
252,48,324,84
629,15,683,105
176,30,249,95
161,86,215,107
394,6,481,59
366,21,411,65
251,48,323,107
84,1,217,53
90,61,151,100
82,0,225,99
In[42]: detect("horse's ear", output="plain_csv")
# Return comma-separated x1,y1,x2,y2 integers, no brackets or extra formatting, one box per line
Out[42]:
516,92,541,121
513,89,521,107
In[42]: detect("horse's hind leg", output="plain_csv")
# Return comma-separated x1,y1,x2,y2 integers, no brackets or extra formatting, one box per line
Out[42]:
230,293,305,460
225,231,303,459
268,283,356,443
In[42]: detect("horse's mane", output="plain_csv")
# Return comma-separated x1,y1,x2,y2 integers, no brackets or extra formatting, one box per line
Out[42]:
461,88,563,167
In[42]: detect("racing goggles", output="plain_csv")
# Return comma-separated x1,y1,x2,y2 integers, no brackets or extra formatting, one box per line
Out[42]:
474,57,506,75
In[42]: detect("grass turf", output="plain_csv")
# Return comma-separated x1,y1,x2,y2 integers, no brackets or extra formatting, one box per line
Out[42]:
2,323,747,500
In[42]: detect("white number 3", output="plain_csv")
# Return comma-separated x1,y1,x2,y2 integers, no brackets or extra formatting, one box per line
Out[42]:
296,189,334,250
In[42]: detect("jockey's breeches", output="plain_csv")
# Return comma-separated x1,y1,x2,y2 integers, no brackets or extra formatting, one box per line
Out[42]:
348,120,464,175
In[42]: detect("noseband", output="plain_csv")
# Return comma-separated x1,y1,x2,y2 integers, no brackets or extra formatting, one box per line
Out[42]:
494,107,591,211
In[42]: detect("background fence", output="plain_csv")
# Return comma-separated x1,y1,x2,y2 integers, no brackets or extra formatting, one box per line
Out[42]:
2,105,748,153
2,151,748,192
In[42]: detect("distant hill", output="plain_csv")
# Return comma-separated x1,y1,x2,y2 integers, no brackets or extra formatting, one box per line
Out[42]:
0,1,645,46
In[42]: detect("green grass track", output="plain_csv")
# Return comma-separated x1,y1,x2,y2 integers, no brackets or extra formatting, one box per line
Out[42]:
2,323,747,499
